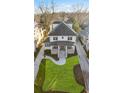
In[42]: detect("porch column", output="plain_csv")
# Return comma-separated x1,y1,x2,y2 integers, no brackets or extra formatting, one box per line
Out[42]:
66,46,67,57
73,46,75,53
58,45,60,58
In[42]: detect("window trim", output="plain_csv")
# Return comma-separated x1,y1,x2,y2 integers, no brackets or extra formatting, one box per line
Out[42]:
45,43,50,47
67,46,72,49
53,37,58,40
68,37,72,40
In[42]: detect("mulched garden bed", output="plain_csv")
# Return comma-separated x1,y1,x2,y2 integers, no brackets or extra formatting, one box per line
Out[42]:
73,64,88,93
73,64,85,85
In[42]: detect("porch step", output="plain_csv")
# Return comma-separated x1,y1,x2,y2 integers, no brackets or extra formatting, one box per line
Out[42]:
59,50,66,58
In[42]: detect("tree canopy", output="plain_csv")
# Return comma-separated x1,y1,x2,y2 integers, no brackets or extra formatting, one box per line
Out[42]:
72,18,81,32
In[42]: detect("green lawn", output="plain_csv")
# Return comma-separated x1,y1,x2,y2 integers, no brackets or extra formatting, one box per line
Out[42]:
35,55,83,93
34,59,46,93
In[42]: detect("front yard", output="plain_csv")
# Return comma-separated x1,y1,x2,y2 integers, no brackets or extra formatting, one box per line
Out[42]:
34,55,83,93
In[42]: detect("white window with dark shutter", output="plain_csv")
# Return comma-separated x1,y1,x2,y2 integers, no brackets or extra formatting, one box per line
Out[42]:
53,37,58,40
68,37,72,40
45,43,50,47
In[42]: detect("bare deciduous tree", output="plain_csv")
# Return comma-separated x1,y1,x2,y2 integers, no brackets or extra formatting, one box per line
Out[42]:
71,2,89,26
39,0,56,36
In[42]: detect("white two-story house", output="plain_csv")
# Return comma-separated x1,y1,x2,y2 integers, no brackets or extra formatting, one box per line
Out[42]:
44,22,77,58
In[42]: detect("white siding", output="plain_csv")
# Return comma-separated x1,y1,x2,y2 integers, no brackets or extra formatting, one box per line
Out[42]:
51,49,58,54
44,46,52,50
49,36,76,42
67,46,75,54
67,49,75,54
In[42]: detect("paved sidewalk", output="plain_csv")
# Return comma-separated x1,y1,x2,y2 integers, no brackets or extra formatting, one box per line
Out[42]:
34,45,44,81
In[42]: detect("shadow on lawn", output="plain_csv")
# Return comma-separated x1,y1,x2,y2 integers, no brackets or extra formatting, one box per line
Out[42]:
73,64,87,93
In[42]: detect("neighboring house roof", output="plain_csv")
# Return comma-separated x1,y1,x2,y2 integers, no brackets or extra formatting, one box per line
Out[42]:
80,26,89,38
52,21,62,24
65,18,73,24
49,22,76,36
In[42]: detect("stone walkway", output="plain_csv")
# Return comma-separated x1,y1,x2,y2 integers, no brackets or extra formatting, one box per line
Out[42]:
45,55,66,65
59,50,66,58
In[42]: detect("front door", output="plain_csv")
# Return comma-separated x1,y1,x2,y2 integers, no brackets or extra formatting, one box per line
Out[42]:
60,46,65,51
59,46,66,58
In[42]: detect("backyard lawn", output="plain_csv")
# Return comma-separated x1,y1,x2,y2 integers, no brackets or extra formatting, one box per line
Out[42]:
35,55,83,93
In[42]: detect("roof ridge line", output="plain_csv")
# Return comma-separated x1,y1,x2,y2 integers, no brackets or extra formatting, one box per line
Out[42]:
48,21,77,36
48,22,62,35
62,22,77,35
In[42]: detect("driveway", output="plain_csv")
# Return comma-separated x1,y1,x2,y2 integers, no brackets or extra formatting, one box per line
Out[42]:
76,39,89,92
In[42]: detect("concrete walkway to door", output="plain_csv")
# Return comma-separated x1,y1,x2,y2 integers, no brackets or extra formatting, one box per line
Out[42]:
45,55,66,65
59,50,66,58
45,51,66,65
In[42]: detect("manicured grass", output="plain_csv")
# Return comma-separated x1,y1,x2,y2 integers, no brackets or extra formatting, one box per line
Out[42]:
42,55,83,93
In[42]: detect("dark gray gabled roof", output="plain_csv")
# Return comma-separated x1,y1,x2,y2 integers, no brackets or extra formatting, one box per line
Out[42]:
49,22,76,36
